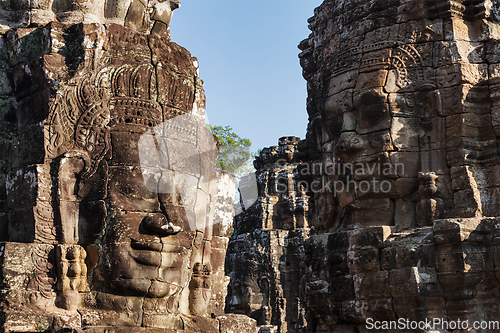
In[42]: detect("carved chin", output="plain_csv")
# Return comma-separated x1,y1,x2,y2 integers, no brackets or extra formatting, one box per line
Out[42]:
112,278,182,298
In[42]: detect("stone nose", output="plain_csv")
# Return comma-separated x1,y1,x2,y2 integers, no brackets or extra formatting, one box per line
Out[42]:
142,213,182,236
336,140,349,152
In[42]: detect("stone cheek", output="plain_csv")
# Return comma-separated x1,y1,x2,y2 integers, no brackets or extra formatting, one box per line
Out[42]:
0,22,239,332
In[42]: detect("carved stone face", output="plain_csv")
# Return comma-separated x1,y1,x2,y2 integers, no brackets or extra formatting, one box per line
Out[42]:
94,112,219,299
43,33,223,320
321,21,452,228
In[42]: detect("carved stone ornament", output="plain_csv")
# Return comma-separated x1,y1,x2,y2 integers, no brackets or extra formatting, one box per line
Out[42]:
224,0,500,332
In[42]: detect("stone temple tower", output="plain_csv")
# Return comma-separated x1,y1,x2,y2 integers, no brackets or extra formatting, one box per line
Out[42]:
225,0,500,332
0,1,256,332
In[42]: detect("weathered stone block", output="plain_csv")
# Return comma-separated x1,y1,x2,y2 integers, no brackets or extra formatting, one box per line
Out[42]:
452,189,483,217
0,213,7,241
327,70,359,96
347,248,380,274
325,251,349,277
360,49,392,72
340,298,395,323
65,328,179,333
481,188,500,217
434,218,493,245
6,27,50,67
109,132,143,166
433,41,484,67
354,70,388,91
436,244,494,273
6,164,51,209
149,33,198,77
381,241,436,271
389,267,442,297
218,314,257,333
451,165,478,191
327,231,349,250
486,39,500,63
349,226,393,250
397,19,443,43
396,1,428,23
440,84,491,116
0,242,54,294
0,35,8,67
353,271,390,300
79,309,143,328
1,310,54,333
11,126,45,169
392,296,446,319
324,89,352,121
7,201,56,243
353,200,393,227
436,63,488,88
364,298,396,321
157,71,195,112
446,113,495,139
0,70,12,97
363,25,398,53
394,199,417,230
328,275,355,302
444,18,500,42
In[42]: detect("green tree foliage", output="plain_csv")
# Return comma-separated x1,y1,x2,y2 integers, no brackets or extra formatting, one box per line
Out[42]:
207,125,255,177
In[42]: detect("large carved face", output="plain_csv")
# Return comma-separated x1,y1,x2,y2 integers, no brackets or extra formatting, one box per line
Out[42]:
321,21,451,228
46,44,222,319
94,111,219,300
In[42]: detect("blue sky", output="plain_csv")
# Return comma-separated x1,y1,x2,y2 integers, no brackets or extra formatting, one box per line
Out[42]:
171,0,323,152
